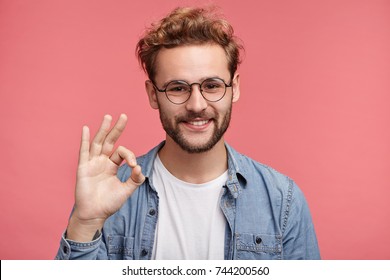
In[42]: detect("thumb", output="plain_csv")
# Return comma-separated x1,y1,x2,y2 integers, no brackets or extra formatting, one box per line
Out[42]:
125,165,145,188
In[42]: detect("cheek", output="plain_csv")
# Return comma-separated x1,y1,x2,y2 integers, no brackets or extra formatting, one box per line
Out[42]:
157,97,174,114
158,104,181,121
213,102,231,115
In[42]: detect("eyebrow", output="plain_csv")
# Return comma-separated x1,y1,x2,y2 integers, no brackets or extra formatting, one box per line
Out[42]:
161,76,226,88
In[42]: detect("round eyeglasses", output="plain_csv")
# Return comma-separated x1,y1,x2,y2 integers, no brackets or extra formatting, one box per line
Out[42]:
151,77,232,104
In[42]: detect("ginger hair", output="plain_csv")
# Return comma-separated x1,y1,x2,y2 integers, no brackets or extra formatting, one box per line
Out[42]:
136,6,243,81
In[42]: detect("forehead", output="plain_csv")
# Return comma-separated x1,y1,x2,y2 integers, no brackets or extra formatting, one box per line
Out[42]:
154,44,230,83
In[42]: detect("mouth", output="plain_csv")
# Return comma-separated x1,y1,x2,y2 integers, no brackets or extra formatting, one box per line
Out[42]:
181,118,212,130
186,119,210,126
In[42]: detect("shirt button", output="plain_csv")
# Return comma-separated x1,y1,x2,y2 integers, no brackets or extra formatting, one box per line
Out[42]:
63,246,69,254
149,209,156,216
255,237,262,244
141,249,148,257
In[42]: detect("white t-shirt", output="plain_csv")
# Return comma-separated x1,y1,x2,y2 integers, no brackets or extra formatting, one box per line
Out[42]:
151,155,228,260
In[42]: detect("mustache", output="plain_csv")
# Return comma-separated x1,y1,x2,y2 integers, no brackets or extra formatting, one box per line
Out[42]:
175,112,215,122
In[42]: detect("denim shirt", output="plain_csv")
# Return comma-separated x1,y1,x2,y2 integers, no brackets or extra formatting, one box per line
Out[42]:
56,142,320,260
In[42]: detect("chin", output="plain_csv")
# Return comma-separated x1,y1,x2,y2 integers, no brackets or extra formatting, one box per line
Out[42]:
179,144,216,154
176,137,222,154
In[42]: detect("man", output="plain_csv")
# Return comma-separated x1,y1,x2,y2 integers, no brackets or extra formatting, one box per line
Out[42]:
56,6,320,260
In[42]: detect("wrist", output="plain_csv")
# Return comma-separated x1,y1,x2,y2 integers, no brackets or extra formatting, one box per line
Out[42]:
66,215,105,242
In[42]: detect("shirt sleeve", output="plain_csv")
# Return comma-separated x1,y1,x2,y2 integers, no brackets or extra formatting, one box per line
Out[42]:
55,231,108,260
281,181,321,260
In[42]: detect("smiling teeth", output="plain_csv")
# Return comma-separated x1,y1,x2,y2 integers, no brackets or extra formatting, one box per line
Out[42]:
188,120,209,126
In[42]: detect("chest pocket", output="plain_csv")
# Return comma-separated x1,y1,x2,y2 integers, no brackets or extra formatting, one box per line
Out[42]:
107,235,135,260
235,233,282,260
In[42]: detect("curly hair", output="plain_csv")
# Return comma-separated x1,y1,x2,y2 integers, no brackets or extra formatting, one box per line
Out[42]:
136,6,243,81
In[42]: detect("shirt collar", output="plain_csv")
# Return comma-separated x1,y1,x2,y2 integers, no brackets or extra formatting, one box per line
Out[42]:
225,142,248,198
139,141,248,197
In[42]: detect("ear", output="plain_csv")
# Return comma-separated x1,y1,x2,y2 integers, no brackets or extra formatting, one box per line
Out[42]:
231,73,240,103
145,80,159,109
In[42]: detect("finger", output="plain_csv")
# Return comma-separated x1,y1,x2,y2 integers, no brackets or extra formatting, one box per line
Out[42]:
78,126,90,165
109,146,137,167
89,115,112,158
125,165,145,187
101,114,128,156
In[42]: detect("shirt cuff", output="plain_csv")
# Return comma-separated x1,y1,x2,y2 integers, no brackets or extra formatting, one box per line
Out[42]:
56,230,102,260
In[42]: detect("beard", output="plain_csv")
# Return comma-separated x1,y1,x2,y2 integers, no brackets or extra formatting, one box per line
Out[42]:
158,105,232,154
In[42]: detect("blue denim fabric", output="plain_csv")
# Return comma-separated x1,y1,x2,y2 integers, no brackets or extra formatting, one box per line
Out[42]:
56,142,320,260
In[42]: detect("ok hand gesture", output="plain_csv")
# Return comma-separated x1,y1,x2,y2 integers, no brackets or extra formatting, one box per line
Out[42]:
66,114,145,242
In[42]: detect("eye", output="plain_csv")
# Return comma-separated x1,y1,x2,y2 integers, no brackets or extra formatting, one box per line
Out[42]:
205,83,220,89
202,79,224,92
169,86,186,92
166,82,190,93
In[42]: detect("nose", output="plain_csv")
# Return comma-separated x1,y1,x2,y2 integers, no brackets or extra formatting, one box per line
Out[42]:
185,83,208,112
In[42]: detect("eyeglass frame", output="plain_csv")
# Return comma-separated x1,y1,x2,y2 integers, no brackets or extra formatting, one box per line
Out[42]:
150,77,233,105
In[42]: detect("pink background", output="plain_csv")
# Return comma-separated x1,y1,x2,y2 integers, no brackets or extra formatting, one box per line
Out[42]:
0,0,389,260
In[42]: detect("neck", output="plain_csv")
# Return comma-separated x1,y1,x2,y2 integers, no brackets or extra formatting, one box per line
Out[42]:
158,136,228,184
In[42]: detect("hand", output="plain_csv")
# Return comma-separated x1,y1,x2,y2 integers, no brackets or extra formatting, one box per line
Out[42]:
66,114,145,241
